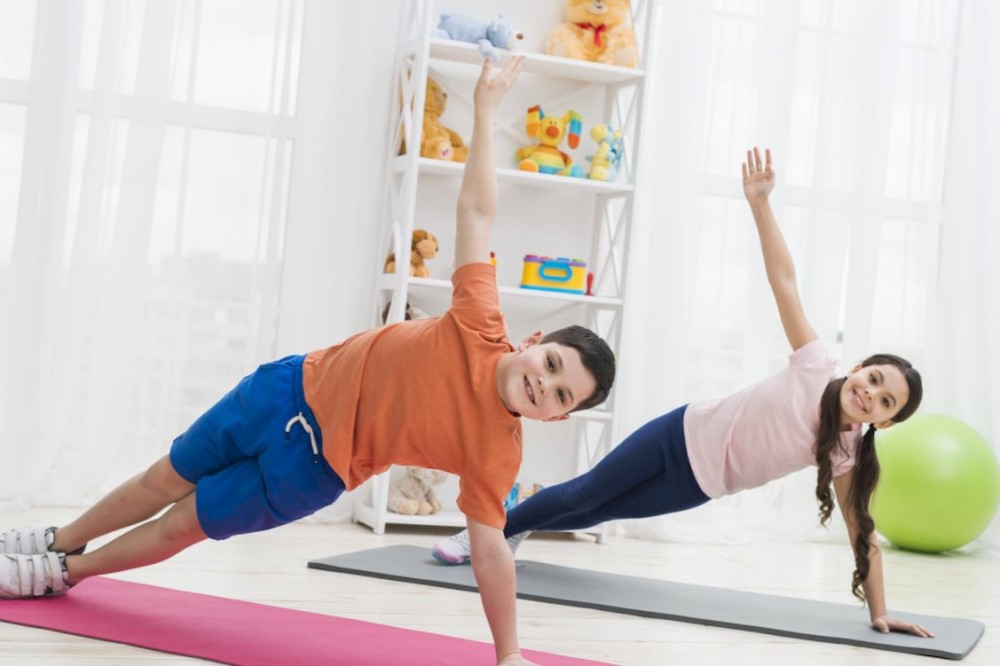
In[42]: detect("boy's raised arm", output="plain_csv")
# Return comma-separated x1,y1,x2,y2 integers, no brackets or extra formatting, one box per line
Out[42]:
454,56,523,268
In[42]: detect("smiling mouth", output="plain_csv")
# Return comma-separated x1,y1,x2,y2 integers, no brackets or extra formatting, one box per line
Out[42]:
852,388,866,413
524,376,536,405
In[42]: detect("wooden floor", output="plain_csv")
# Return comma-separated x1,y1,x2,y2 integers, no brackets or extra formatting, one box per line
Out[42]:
0,507,996,665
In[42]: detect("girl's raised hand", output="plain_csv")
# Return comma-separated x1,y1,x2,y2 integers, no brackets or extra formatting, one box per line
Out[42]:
742,146,775,203
474,56,524,114
871,614,935,638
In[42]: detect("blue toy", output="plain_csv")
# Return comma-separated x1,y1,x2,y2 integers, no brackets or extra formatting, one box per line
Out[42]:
433,13,524,62
586,124,625,181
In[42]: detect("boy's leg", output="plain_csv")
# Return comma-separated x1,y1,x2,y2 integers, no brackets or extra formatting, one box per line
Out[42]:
64,491,205,585
51,455,195,555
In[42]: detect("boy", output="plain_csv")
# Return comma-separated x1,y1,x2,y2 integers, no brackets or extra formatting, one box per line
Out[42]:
0,57,615,666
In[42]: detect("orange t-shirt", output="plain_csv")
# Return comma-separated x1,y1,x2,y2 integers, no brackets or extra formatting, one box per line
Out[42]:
302,263,522,528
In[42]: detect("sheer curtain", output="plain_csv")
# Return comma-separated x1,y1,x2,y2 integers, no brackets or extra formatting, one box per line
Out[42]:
618,0,972,544
0,0,399,511
934,0,1000,549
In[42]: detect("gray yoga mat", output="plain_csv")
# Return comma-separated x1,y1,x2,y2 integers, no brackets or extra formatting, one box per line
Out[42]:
308,545,983,660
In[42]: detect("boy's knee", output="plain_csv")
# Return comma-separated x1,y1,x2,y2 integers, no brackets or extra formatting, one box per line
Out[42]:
141,456,194,501
160,497,207,545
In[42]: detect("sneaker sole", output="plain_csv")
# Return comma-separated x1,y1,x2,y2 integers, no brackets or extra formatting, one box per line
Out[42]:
431,547,469,566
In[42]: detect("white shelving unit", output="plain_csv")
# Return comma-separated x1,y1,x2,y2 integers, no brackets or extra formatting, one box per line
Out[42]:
352,0,659,537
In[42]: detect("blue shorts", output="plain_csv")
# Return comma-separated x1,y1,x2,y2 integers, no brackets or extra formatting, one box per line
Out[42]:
169,354,345,540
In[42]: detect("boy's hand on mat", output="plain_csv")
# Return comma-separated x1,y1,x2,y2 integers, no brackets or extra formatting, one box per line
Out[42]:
474,56,524,114
871,614,935,638
498,652,537,666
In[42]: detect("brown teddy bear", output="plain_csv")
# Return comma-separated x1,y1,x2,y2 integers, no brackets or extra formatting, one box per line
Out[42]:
421,77,468,162
545,0,638,68
387,466,449,515
384,229,439,278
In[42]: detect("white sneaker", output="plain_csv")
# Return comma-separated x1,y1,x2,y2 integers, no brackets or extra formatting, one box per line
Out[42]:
0,526,54,555
432,529,530,565
0,526,85,556
0,552,70,598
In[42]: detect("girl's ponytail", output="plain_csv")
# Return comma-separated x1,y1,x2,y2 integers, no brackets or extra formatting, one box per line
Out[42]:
814,353,922,604
847,425,880,602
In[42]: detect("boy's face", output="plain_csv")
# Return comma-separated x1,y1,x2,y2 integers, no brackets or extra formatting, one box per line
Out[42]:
497,333,596,421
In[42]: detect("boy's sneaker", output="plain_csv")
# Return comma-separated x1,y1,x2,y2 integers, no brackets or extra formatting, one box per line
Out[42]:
432,529,530,565
0,552,70,598
0,526,86,556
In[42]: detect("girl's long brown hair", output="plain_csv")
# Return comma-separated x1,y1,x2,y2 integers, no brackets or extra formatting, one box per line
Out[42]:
814,354,922,603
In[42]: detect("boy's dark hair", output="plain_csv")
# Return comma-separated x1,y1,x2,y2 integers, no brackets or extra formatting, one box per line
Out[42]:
814,353,922,604
540,325,616,412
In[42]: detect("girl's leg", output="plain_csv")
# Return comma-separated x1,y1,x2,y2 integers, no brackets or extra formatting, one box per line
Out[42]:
504,410,700,537
51,456,194,555
64,491,206,585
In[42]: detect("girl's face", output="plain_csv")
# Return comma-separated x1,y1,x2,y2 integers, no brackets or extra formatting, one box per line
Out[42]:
839,363,911,428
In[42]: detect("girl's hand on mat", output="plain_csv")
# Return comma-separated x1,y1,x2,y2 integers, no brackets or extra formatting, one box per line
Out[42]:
474,56,524,114
871,614,935,638
497,652,537,666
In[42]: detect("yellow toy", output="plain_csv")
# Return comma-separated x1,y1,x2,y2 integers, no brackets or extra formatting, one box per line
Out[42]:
516,105,584,177
587,124,625,181
520,255,587,294
385,229,439,278
545,0,639,68
421,77,468,162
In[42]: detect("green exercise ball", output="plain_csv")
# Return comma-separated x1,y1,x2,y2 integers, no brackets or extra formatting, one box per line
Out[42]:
872,413,1000,553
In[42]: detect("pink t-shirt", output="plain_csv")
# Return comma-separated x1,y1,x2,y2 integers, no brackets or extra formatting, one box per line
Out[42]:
683,340,859,499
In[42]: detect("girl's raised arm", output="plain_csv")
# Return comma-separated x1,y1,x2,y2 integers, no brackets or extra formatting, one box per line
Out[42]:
743,147,817,351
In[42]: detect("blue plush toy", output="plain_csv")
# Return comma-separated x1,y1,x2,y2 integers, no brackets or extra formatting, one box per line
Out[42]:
433,13,524,62
586,124,625,182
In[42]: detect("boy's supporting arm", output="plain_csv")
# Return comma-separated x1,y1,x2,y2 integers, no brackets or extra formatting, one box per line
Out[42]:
832,472,933,637
467,518,536,666
742,146,817,351
454,57,523,268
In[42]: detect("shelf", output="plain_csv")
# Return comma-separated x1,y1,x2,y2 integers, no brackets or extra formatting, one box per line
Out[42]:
356,506,467,530
380,275,623,320
395,157,633,195
428,39,646,86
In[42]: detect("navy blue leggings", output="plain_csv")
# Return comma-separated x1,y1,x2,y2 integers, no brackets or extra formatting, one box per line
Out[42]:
504,404,710,537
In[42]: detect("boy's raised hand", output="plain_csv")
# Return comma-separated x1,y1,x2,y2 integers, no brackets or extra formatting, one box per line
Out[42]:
474,56,524,114
742,146,775,203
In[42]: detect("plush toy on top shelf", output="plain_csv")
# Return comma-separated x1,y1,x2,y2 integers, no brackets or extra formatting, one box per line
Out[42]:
433,13,524,62
421,77,467,162
586,124,625,181
545,0,639,68
384,229,439,278
388,466,449,516
516,105,585,178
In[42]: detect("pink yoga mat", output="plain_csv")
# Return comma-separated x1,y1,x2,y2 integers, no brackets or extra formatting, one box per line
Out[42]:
0,577,611,665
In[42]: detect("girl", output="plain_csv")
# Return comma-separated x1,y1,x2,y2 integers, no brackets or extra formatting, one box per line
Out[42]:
434,147,932,638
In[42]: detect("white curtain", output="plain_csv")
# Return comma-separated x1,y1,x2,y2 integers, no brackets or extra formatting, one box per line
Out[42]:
0,0,399,512
933,0,1000,550
619,0,1000,547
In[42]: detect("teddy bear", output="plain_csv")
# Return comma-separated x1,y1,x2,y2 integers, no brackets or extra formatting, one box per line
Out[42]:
433,13,524,62
545,0,639,68
421,77,468,163
384,229,439,278
388,466,450,515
